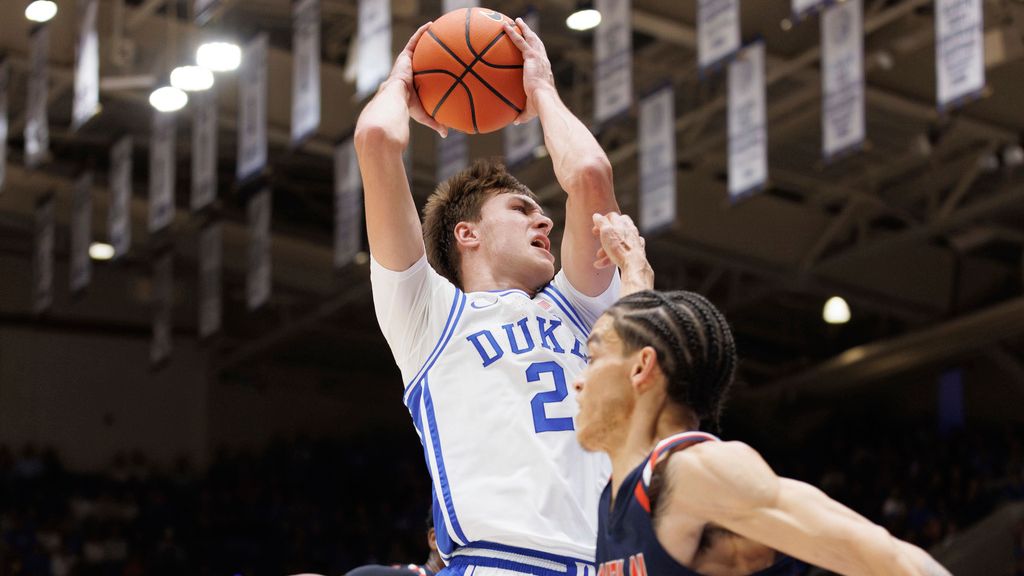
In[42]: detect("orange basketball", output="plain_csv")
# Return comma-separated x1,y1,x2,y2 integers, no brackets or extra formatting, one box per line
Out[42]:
412,8,526,134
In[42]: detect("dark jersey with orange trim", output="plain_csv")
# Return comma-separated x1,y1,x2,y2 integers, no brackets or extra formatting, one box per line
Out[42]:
596,431,805,576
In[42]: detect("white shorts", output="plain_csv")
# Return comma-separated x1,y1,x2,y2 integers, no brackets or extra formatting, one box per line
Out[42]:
439,545,596,576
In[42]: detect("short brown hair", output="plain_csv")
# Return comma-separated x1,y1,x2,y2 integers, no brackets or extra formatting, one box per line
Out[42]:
422,158,535,288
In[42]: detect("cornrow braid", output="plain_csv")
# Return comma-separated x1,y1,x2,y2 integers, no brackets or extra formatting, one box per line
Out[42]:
606,290,737,432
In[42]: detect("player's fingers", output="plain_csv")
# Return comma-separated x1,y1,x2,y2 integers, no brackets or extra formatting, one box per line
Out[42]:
502,22,530,52
406,22,432,52
514,109,538,125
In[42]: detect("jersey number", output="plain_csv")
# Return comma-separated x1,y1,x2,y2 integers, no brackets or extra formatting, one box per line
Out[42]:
527,361,575,433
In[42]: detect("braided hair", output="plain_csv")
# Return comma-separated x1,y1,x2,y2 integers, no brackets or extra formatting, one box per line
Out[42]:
606,290,737,432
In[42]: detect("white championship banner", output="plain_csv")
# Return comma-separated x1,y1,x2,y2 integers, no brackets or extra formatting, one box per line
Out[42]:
728,42,767,200
25,25,50,168
442,0,478,12
191,89,218,212
238,34,269,181
334,139,363,268
698,0,740,71
72,0,100,130
34,195,55,314
151,253,173,366
792,0,826,19
356,0,391,99
594,0,632,124
504,12,542,166
194,0,220,24
821,0,864,159
247,187,272,310
70,172,93,293
437,130,468,183
148,111,176,233
936,0,985,110
0,60,8,193
109,136,132,259
292,0,321,145
639,85,676,234
199,221,222,338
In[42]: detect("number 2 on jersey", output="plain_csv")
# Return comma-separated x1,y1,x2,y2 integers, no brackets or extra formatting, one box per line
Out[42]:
527,361,575,433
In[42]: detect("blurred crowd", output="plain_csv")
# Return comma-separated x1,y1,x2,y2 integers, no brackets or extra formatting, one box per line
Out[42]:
1,421,1022,576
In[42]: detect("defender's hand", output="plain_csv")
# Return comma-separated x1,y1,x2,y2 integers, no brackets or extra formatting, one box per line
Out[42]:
387,23,448,138
502,17,555,124
591,213,647,270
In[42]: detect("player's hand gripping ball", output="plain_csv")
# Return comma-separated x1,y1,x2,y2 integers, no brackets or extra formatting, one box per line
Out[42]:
412,8,526,134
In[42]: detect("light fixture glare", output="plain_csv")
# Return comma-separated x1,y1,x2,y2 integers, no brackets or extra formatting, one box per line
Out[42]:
566,8,601,31
25,0,57,22
89,242,116,261
823,296,851,325
149,86,188,112
170,65,215,92
196,42,242,72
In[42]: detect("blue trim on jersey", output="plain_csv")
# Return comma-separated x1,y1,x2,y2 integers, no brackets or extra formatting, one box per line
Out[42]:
545,285,591,333
445,555,576,576
486,288,531,297
405,289,465,398
423,381,471,546
541,288,589,336
467,541,593,566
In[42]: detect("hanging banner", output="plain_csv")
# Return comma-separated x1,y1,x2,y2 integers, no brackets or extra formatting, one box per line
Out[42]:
728,42,767,200
33,194,55,314
73,0,100,130
639,85,676,234
356,0,391,99
698,0,740,71
334,138,363,268
198,221,222,338
247,187,272,310
149,111,176,233
821,0,864,159
594,0,632,124
792,0,826,19
503,12,542,166
437,130,468,182
194,0,221,25
25,25,50,168
191,89,217,212
0,60,8,193
238,34,268,181
109,136,132,259
442,0,478,12
151,252,173,366
936,0,985,111
292,0,321,145
70,172,93,293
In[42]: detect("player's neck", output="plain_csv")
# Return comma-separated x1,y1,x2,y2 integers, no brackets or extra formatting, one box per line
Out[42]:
609,404,695,500
460,262,538,295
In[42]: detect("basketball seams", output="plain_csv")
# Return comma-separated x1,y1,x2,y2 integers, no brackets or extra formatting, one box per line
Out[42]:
463,7,525,70
418,66,479,134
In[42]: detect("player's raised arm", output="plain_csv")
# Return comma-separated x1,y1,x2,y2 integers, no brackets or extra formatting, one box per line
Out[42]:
665,442,951,576
503,18,619,297
354,24,447,272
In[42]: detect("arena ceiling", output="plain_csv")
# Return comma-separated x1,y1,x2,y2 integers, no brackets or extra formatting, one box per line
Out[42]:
0,0,1022,400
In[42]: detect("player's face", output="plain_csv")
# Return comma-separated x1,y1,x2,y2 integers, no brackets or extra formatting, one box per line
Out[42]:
475,192,555,287
574,315,636,452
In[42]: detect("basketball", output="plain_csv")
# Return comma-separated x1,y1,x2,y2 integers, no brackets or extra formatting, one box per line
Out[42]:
412,8,526,134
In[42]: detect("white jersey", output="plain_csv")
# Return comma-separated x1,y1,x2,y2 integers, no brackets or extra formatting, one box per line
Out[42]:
371,255,617,570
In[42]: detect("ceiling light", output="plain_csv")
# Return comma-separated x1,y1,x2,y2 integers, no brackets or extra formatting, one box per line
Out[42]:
197,42,242,72
25,0,57,22
149,86,188,112
780,18,793,31
89,242,115,261
566,4,601,31
170,65,214,92
823,296,851,325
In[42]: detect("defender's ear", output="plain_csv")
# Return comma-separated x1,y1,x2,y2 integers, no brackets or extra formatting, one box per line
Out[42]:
630,346,662,393
454,221,480,248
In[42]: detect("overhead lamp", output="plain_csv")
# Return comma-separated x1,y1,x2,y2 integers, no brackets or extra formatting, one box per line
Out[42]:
566,2,601,31
197,41,242,72
89,242,115,261
149,86,188,112
170,65,215,92
25,0,58,23
823,296,851,325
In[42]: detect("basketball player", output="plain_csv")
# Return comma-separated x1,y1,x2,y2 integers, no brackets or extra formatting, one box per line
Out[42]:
344,513,445,576
572,289,953,575
355,14,651,576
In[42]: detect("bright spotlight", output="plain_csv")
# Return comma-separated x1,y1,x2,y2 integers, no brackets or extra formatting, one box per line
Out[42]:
566,8,601,31
170,65,215,92
823,296,851,325
149,86,188,112
197,42,242,72
89,242,116,261
25,0,57,22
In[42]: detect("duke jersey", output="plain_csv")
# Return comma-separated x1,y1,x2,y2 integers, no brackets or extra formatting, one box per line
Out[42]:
371,255,618,575
597,432,804,576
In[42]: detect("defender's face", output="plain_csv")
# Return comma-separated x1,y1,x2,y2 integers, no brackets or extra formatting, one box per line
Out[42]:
474,192,555,288
574,315,636,452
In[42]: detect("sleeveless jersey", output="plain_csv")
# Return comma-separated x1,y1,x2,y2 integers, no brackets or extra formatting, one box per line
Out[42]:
371,255,617,572
596,432,804,576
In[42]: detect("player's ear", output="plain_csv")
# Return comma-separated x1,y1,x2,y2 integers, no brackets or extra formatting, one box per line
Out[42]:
454,221,480,248
630,346,660,392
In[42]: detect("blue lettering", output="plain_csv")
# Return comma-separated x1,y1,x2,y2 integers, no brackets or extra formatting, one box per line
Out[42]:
467,329,504,367
537,317,565,353
502,317,535,354
570,338,589,362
